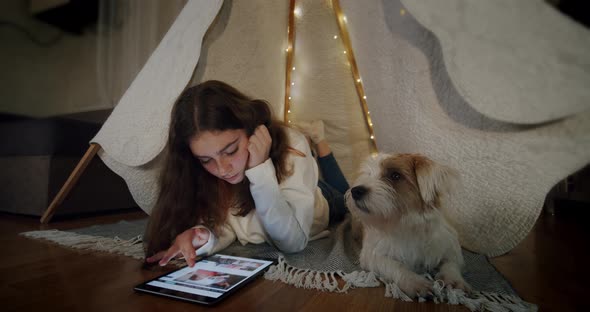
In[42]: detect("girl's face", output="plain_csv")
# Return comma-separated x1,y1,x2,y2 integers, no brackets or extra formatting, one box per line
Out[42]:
189,129,250,184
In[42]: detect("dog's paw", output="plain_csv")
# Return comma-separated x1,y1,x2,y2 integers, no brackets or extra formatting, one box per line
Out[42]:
435,272,472,292
398,274,432,298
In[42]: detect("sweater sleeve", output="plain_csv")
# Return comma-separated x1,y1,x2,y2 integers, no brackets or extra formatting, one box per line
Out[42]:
244,131,318,253
193,223,236,256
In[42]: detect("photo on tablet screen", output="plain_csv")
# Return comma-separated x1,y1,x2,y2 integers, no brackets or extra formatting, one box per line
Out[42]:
203,255,265,271
176,269,245,290
134,254,274,305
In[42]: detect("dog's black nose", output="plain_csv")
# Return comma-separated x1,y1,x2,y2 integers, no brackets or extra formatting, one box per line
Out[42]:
350,186,368,200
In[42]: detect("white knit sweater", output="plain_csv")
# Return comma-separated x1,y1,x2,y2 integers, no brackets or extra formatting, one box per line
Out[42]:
196,128,329,255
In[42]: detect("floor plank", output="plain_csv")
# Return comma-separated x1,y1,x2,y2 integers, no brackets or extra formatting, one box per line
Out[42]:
1,204,588,311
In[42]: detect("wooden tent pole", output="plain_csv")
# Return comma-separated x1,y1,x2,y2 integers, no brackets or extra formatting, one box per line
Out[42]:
40,143,101,224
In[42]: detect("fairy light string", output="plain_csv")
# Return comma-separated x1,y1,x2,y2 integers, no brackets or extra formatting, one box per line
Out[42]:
284,0,378,153
284,0,296,123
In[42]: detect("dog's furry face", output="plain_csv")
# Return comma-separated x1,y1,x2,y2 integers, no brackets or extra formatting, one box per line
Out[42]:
346,153,456,227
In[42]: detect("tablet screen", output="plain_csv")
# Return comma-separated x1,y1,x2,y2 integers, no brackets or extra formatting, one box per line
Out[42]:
135,254,274,304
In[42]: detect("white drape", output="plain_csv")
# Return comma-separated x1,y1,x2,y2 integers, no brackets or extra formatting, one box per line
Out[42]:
92,0,223,209
96,0,186,108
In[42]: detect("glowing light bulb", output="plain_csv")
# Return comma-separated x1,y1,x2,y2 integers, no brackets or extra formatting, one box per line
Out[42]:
370,135,374,140
294,7,302,18
334,35,338,39
292,67,295,71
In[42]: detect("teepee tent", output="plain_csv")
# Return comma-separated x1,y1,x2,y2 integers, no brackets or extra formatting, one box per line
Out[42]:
42,0,590,258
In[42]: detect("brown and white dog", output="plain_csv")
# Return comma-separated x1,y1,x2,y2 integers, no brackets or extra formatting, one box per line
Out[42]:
346,153,469,297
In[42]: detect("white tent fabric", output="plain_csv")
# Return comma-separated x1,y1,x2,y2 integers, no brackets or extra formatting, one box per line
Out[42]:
93,0,222,166
189,0,289,122
340,0,590,256
286,0,372,183
96,0,187,109
91,0,223,209
401,0,590,124
91,0,589,257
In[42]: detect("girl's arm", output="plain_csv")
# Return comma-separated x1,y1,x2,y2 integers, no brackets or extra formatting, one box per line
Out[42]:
245,130,318,253
146,224,236,266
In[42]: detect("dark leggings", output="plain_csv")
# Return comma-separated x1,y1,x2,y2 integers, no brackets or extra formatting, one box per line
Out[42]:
316,153,350,225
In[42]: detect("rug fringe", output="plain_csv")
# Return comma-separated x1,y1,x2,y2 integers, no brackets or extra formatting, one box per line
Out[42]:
20,230,145,260
264,256,381,293
266,256,537,312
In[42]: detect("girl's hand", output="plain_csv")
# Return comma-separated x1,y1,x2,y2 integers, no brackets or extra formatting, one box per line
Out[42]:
247,125,272,169
146,227,210,267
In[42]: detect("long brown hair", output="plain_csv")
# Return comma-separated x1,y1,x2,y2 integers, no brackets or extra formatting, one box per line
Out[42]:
144,80,292,257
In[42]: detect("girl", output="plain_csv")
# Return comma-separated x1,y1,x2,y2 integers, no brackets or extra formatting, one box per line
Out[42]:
145,80,349,267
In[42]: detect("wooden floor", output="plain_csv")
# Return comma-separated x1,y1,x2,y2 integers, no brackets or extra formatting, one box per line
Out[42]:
2,202,589,312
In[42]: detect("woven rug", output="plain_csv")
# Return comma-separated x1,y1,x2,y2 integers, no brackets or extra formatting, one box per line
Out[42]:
21,217,536,311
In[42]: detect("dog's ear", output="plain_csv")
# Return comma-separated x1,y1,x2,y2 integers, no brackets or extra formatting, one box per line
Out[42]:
413,155,459,208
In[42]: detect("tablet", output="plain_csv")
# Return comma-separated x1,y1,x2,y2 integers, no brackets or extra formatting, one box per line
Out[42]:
134,254,275,305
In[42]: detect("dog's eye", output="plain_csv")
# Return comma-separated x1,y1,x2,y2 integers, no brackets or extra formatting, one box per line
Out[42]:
390,171,402,181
